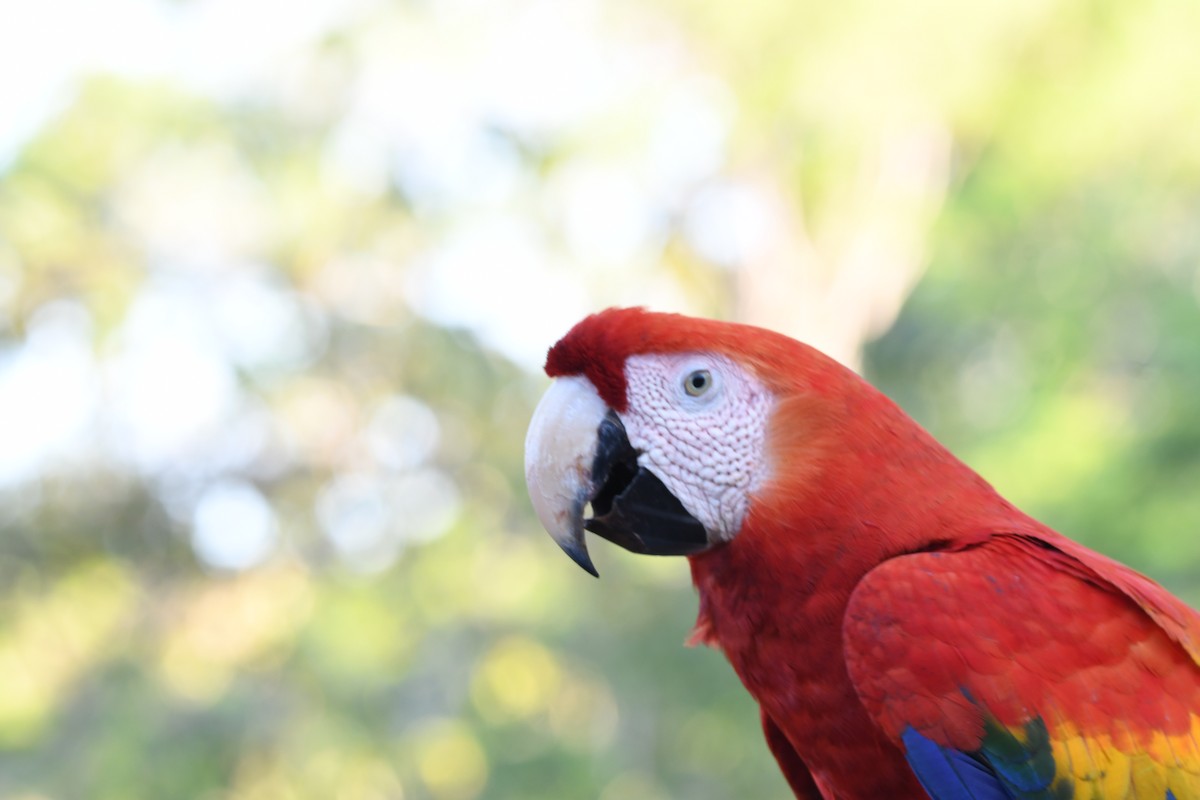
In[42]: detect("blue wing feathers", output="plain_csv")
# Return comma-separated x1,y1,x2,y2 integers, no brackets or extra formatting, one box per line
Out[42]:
901,726,1015,800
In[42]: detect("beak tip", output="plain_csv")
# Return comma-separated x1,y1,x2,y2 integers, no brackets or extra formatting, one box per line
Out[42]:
560,538,600,578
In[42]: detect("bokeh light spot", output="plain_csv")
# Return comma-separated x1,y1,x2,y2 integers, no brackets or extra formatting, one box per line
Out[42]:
191,481,279,571
470,636,563,724
411,720,489,800
0,300,98,486
365,394,440,471
106,282,240,472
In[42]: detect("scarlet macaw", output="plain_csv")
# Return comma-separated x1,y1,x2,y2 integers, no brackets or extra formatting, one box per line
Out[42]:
524,307,1200,799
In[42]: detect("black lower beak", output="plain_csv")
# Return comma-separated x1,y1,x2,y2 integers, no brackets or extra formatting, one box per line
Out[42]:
582,412,710,565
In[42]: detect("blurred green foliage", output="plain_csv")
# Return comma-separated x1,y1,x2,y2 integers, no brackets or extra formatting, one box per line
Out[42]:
0,1,1198,799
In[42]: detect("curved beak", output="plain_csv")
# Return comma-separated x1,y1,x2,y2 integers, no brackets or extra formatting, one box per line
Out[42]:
524,377,710,577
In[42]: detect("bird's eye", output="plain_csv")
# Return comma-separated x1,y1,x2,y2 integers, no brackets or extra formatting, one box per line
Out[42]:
684,369,712,397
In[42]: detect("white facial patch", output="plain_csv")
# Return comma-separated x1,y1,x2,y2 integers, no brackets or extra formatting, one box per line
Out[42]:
618,353,774,541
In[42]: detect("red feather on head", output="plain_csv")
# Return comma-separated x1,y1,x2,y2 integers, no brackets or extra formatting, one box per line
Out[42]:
545,306,848,411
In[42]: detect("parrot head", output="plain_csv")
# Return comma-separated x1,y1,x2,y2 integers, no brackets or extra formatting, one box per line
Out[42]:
524,307,853,576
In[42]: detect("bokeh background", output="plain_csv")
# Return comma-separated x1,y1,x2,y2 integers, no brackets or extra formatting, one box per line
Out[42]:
2,0,1200,798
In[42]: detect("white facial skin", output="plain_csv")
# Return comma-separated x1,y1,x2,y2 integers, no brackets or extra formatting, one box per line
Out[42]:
618,353,775,541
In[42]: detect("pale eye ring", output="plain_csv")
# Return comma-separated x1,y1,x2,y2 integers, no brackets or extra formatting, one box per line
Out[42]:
684,369,713,397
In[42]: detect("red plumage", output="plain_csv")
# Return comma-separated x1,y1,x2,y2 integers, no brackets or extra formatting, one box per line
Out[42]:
541,308,1200,798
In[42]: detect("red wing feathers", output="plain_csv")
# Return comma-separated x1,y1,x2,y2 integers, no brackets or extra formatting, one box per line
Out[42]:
843,534,1200,798
1031,530,1200,667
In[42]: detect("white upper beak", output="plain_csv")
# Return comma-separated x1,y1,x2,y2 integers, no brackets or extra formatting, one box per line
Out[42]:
524,376,608,575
